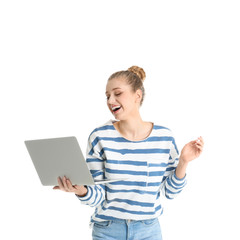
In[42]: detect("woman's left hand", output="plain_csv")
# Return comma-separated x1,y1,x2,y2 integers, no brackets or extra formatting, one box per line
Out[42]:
180,136,204,164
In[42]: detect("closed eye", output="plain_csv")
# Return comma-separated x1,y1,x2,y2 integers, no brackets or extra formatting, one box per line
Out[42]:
106,92,122,100
115,92,122,97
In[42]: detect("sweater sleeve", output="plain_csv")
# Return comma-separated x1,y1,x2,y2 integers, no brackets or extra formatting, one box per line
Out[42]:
76,133,106,207
160,136,187,199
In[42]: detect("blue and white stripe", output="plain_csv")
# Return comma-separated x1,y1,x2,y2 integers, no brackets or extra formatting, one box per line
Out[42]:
77,120,186,223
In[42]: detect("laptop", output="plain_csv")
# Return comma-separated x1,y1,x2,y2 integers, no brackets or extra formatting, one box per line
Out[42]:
25,136,126,186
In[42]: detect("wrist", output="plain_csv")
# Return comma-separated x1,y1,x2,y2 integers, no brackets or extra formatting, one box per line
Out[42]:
179,155,189,166
76,186,88,197
176,159,188,179
179,158,189,168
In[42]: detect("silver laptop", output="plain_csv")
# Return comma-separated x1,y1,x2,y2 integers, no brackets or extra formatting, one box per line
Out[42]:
25,136,125,186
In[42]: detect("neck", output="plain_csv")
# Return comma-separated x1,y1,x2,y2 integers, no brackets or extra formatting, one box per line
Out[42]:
117,115,145,138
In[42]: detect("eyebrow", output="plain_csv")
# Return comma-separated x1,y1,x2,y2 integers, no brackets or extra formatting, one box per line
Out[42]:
105,87,122,94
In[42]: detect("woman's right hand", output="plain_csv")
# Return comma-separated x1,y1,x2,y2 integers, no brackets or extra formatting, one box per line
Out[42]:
53,176,88,197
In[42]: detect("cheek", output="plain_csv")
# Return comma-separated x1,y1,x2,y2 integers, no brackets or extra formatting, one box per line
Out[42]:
121,94,135,106
107,103,112,111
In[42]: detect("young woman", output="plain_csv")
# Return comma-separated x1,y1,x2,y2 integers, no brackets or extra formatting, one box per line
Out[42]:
54,66,204,240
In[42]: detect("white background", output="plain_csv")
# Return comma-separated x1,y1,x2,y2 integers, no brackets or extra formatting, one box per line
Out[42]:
0,0,239,239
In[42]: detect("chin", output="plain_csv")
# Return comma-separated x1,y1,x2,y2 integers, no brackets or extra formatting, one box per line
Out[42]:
112,109,129,121
114,115,121,120
114,114,127,121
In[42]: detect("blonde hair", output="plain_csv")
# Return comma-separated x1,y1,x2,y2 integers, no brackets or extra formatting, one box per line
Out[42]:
108,66,146,105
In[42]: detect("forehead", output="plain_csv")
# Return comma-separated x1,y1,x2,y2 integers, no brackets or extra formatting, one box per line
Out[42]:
105,77,129,94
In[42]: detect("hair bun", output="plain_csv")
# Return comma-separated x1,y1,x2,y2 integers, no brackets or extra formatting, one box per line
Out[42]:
128,66,146,82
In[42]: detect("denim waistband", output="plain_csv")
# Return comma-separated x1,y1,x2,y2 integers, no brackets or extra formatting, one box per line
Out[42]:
90,217,158,228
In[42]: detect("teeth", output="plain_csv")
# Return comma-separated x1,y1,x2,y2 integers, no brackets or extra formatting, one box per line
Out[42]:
112,106,121,111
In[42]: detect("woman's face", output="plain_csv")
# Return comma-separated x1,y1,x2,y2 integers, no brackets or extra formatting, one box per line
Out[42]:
105,77,142,120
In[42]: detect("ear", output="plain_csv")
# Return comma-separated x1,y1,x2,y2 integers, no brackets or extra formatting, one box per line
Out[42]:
135,89,143,104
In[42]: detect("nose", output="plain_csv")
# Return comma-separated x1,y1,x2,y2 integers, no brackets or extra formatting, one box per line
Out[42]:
107,94,116,104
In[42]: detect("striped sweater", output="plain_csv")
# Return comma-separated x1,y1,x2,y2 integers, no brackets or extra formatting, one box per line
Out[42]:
77,119,187,224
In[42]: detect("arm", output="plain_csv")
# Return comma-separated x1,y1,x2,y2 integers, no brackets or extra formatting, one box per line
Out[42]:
53,132,106,207
161,136,187,199
75,134,106,207
175,136,204,179
161,136,204,199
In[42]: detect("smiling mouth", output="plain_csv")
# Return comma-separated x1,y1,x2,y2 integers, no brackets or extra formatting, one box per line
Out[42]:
112,106,121,114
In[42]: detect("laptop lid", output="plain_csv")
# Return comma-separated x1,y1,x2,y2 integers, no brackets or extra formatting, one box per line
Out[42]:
25,136,125,186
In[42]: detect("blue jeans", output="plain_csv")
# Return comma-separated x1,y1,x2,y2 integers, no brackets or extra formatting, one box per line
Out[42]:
92,218,163,240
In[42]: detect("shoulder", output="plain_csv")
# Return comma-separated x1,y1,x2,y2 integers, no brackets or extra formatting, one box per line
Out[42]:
152,123,173,137
152,124,178,152
88,119,115,140
152,123,178,145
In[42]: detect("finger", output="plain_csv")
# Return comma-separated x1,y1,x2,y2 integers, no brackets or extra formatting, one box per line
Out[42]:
198,136,204,145
195,140,202,146
73,184,82,191
196,144,203,149
66,179,75,192
53,186,60,190
62,176,70,191
57,177,66,191
195,141,203,147
190,140,196,145
195,137,204,146
196,139,204,148
195,144,203,152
